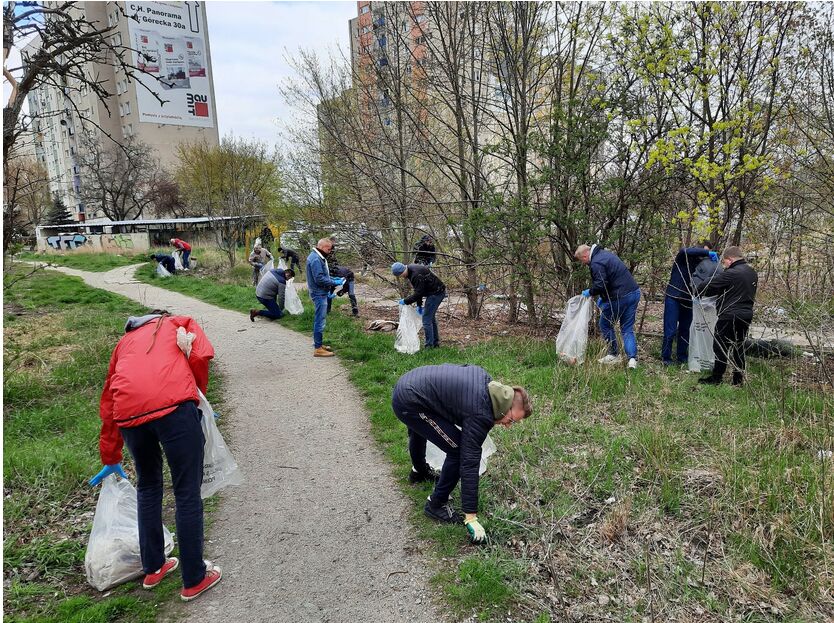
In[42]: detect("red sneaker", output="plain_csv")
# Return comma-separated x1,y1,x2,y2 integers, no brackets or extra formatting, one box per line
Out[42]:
180,563,222,601
142,557,179,589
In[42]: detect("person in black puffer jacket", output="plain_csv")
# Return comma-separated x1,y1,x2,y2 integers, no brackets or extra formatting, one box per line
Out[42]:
391,262,446,348
392,364,532,544
695,246,758,386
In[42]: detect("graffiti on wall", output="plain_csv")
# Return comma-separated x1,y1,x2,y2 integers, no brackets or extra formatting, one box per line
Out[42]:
106,234,135,249
46,234,89,250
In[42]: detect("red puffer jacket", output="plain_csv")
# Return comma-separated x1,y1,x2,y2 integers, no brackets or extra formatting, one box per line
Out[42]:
99,315,214,465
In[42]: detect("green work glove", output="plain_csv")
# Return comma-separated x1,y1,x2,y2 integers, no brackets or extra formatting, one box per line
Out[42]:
464,515,487,544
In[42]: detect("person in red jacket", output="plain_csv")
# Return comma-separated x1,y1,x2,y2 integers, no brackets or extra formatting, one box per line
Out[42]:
170,238,192,269
89,310,222,601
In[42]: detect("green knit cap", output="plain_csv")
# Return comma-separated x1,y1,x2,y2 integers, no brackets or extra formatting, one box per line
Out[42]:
488,381,514,420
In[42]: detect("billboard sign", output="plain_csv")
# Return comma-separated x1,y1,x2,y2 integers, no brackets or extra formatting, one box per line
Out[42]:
127,2,214,128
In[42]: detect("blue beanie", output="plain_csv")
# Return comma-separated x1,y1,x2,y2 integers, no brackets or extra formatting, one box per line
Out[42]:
391,262,406,276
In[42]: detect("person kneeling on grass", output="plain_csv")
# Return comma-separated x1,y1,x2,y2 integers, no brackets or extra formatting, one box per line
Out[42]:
150,253,177,274
392,364,532,544
89,310,222,601
250,268,294,322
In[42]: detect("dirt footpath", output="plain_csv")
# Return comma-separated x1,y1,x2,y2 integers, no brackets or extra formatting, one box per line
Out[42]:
53,265,444,623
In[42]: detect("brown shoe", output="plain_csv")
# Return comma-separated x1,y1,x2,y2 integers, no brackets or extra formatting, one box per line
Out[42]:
323,345,333,352
313,347,335,357
249,309,257,323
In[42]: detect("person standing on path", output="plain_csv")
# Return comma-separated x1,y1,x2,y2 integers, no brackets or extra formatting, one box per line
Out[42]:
248,242,274,287
392,262,446,349
170,238,192,269
575,244,641,369
89,310,222,601
250,268,294,322
661,243,718,365
695,246,758,386
306,238,346,357
392,364,532,544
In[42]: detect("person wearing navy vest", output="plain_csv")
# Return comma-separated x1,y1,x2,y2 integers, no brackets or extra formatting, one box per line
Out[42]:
575,244,641,369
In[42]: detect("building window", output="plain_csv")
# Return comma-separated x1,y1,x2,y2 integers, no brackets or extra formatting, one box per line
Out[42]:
124,101,131,115
360,5,370,14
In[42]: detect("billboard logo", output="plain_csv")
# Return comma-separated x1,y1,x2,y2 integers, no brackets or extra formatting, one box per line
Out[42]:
187,93,209,117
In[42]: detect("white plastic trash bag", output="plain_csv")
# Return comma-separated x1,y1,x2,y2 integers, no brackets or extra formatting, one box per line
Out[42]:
198,390,244,498
156,262,172,278
85,475,174,591
277,257,287,270
259,259,274,283
173,250,184,271
426,433,496,476
395,305,421,354
688,296,718,372
555,295,592,364
284,278,304,315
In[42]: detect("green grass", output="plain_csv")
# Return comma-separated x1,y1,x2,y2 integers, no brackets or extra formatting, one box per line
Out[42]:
17,252,148,272
3,268,218,622
130,262,833,621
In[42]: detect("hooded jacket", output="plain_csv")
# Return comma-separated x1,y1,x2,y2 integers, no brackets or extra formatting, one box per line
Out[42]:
691,256,723,291
588,247,639,301
665,248,711,300
695,258,758,319
413,236,436,265
98,315,214,465
402,264,445,306
393,364,496,513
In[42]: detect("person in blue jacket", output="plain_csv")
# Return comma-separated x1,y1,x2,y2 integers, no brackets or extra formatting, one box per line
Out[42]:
661,243,719,365
150,253,176,274
306,238,345,357
575,244,641,368
392,364,532,544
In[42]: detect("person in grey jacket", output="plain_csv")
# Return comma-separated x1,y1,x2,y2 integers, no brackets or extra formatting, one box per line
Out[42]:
249,268,294,322
248,243,274,287
392,364,532,544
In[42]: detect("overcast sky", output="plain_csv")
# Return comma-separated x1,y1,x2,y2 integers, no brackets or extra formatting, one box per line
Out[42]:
205,1,356,148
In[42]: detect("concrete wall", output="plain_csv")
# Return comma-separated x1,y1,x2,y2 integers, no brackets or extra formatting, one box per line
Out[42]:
37,232,151,253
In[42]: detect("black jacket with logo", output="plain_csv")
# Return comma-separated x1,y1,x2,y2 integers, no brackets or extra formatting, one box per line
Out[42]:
696,258,758,319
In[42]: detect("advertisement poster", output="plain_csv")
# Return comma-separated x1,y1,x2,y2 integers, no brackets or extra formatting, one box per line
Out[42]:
127,2,214,127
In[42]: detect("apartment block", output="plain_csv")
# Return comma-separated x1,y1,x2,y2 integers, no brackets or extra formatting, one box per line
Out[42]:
23,1,219,222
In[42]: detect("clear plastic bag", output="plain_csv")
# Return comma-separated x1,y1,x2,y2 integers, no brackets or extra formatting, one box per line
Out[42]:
277,257,287,270
173,250,184,271
198,390,244,498
555,295,592,364
688,296,718,372
284,278,304,315
426,433,496,476
156,262,172,278
84,475,174,591
395,305,421,354
258,259,274,283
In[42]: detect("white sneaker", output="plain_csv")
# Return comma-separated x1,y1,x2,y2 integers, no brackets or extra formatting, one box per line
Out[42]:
627,358,638,369
598,354,621,365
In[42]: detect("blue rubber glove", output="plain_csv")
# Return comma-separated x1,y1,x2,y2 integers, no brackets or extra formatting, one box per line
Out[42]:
89,463,127,486
709,251,719,262
328,292,336,299
332,277,346,286
581,289,591,298
416,306,424,316
398,299,406,305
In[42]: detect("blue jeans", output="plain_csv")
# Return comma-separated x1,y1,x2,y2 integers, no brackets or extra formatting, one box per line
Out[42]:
120,402,206,588
392,394,461,506
599,288,641,359
182,250,191,268
256,295,283,320
312,295,328,348
422,292,445,347
661,296,693,363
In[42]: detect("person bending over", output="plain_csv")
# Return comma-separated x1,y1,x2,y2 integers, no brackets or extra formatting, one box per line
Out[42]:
250,268,294,322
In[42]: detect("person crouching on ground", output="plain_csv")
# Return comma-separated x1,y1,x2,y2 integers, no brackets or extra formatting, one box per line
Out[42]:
248,242,274,287
306,238,346,357
392,364,532,544
391,262,446,349
250,268,294,322
89,310,222,601
150,253,177,274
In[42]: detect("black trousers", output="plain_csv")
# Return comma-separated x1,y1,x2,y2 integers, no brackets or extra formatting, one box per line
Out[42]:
711,314,751,380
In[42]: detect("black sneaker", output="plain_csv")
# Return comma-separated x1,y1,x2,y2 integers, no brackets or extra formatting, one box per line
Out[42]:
698,376,722,385
408,465,440,484
731,372,744,386
424,498,463,524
